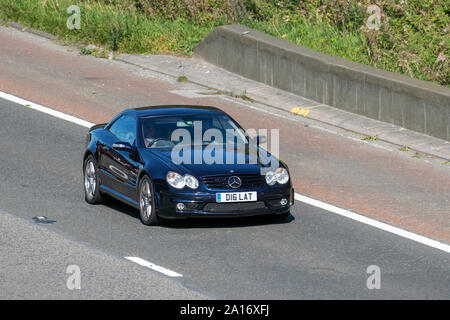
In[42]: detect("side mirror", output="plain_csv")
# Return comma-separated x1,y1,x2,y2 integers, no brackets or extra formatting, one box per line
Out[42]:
256,135,267,145
112,141,133,152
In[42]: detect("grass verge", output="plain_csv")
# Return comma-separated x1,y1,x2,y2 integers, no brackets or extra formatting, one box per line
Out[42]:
0,0,448,86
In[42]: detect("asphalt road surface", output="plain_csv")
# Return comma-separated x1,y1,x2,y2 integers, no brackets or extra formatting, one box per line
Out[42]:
0,98,448,299
1,24,449,245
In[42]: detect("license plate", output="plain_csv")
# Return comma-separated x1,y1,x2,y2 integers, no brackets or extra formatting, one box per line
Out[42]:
216,191,257,203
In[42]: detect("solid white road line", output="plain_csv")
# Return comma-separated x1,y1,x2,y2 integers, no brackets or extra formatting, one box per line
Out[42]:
295,193,450,254
125,257,183,277
0,91,94,128
1,90,449,255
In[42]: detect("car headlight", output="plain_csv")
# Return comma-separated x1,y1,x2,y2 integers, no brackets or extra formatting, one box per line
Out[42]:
166,171,185,189
275,167,289,184
265,168,289,185
184,174,199,189
265,171,277,186
166,172,199,189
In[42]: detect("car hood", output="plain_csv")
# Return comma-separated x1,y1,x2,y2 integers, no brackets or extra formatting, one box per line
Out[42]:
143,145,279,176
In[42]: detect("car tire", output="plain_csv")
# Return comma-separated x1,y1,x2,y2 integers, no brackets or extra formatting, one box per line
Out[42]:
84,155,103,204
138,175,159,226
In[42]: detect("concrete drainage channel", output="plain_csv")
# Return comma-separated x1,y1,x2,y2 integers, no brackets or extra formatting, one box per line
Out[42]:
170,90,224,99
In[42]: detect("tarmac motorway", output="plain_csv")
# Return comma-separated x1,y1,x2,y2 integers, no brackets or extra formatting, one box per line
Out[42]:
0,24,449,299
0,98,449,299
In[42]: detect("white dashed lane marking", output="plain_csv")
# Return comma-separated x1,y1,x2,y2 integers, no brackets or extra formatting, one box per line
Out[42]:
125,257,183,277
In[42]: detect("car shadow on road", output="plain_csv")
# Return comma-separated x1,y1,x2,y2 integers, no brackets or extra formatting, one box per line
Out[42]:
102,195,295,229
164,213,295,229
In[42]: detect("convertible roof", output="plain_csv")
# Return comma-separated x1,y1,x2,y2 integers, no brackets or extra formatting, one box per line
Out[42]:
128,105,225,117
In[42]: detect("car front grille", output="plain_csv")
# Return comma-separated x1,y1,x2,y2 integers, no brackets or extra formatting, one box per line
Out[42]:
202,174,264,189
203,201,266,212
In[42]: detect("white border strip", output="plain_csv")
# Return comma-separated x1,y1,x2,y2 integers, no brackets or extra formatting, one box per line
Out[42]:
1,90,448,254
295,193,450,253
0,91,94,128
125,257,183,277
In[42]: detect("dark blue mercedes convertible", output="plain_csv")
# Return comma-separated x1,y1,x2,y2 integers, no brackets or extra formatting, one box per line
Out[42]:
83,105,294,225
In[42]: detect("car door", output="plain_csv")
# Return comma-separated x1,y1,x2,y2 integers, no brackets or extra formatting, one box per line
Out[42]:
98,114,140,204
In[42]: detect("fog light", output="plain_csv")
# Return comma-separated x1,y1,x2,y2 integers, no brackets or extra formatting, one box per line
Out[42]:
280,198,288,206
176,203,185,211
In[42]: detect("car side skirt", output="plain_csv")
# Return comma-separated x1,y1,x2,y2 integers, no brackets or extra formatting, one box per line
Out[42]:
99,185,140,209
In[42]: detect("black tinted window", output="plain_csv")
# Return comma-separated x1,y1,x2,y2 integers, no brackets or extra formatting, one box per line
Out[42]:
109,115,137,145
141,114,248,148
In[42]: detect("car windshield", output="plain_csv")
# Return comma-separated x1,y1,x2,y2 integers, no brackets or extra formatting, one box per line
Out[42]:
141,114,249,148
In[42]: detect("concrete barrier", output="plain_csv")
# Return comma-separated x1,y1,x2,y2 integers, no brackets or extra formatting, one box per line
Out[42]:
194,24,450,141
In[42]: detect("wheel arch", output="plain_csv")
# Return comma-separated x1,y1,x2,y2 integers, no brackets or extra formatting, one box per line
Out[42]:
137,169,164,211
137,169,150,185
83,150,93,163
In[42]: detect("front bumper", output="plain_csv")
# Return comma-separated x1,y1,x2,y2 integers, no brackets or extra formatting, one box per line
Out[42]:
156,187,294,219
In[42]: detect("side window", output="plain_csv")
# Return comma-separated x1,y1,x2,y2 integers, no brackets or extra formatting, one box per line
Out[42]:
108,115,137,145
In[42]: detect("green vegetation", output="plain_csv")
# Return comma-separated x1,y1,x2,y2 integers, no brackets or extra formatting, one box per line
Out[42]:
176,75,188,82
361,134,378,141
0,0,448,85
233,91,254,102
80,45,110,58
412,152,426,158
